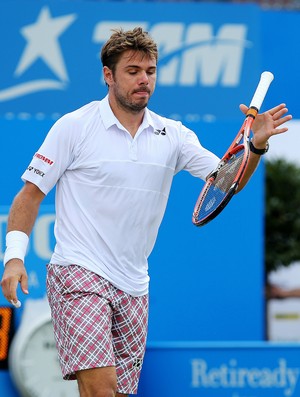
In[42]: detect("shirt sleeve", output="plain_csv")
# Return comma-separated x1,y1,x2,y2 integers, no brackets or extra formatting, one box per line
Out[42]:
21,114,78,195
175,125,220,180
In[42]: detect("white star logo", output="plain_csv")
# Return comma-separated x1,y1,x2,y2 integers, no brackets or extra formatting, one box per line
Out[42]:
15,6,76,82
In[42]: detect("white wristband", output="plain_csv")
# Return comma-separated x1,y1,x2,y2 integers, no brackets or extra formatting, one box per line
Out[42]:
3,231,29,266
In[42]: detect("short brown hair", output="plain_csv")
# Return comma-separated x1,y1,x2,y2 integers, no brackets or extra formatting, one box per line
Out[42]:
100,27,158,73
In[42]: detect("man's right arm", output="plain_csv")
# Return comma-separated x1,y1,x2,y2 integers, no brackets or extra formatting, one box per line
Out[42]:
1,181,45,306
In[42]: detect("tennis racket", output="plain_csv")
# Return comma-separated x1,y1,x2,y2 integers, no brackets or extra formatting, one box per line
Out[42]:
192,71,274,227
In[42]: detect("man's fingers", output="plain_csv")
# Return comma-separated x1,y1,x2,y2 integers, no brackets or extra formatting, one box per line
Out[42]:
1,275,17,297
10,299,22,308
268,103,287,116
20,276,29,295
1,271,28,306
239,104,248,114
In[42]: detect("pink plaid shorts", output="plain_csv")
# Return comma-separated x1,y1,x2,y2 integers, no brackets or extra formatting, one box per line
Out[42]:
46,264,148,394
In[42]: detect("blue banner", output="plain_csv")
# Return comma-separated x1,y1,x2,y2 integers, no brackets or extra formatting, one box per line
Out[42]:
138,342,300,397
2,1,298,397
0,1,261,121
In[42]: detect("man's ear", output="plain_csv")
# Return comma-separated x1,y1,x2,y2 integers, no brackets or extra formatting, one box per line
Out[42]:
103,66,113,86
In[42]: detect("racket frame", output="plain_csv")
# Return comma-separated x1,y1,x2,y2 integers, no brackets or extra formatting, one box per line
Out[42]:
192,108,257,227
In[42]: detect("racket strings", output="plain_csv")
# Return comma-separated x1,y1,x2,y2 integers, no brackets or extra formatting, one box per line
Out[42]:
195,148,245,221
214,149,244,192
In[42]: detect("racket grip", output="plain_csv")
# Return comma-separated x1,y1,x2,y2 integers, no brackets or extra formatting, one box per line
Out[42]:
249,71,274,111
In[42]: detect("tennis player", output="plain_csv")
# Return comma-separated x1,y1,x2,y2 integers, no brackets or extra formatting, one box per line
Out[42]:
1,27,292,397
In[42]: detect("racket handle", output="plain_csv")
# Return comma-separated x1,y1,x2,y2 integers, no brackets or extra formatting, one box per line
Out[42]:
249,71,274,111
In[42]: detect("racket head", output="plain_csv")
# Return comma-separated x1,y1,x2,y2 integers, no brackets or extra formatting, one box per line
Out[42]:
192,137,250,227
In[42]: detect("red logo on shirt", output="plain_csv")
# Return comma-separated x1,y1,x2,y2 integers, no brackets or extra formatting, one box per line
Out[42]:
34,153,54,166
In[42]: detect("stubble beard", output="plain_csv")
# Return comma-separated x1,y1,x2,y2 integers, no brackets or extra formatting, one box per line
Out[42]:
114,87,151,114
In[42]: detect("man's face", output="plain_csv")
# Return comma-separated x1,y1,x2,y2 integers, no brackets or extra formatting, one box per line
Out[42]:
105,50,157,113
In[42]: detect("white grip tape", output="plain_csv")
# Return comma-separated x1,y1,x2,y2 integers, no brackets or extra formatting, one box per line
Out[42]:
249,71,274,111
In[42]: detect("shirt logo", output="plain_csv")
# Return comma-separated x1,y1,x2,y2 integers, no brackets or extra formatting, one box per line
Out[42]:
27,166,45,177
35,152,54,166
154,127,166,136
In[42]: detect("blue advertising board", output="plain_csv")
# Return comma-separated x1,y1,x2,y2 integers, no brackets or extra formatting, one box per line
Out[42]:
262,10,300,119
138,342,300,397
1,1,299,397
0,1,261,121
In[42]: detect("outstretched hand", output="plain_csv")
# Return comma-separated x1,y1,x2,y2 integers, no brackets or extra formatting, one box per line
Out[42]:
240,103,292,149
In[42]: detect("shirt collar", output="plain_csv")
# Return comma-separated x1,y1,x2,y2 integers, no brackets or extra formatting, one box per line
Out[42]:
99,95,155,133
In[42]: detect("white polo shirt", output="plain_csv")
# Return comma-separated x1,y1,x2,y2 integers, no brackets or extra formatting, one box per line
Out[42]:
22,96,219,296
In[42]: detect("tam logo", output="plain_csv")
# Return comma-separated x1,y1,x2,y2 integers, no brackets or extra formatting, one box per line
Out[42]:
93,21,250,87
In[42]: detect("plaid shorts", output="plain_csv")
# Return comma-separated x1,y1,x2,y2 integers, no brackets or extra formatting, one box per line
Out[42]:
46,263,148,395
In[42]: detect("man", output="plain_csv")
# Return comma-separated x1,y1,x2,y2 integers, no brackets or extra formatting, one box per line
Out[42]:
0,27,292,397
